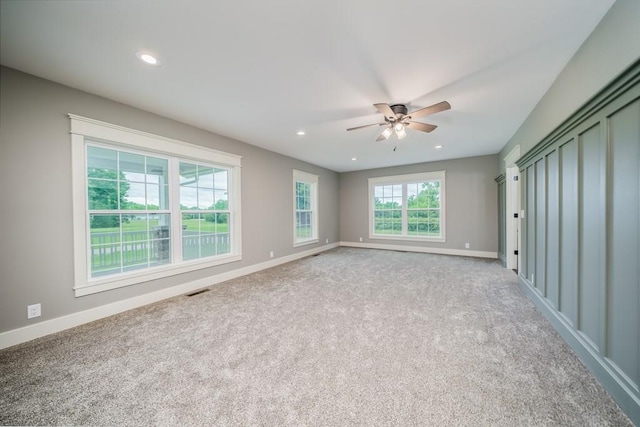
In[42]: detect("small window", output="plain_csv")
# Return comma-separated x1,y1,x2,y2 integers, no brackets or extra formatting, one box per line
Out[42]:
293,170,319,246
369,171,445,242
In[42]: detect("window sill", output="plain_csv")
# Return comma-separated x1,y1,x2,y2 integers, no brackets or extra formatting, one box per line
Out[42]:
74,254,242,297
293,238,319,248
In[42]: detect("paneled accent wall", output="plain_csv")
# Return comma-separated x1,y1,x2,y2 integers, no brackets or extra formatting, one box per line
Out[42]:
516,60,640,424
495,174,506,266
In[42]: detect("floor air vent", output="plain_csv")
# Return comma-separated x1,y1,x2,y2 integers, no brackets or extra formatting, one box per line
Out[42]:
186,289,210,297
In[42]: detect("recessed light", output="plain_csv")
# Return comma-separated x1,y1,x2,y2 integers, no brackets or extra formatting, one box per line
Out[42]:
351,157,357,161
135,51,160,66
435,145,443,149
296,130,306,136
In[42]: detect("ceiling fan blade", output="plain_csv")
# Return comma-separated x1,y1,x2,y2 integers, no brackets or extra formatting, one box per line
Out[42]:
407,101,451,119
374,103,397,121
406,121,437,133
346,122,386,131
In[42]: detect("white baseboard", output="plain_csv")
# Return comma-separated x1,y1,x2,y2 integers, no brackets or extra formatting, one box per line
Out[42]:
339,241,497,259
0,242,339,350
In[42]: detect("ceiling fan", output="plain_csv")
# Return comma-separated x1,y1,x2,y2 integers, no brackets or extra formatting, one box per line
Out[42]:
347,101,451,141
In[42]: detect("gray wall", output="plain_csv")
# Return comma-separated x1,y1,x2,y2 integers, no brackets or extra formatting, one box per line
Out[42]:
0,66,339,333
499,0,640,173
339,155,498,253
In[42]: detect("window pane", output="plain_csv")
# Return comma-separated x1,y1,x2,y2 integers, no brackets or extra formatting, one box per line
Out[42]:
88,178,119,210
121,214,149,240
296,212,312,239
197,166,214,188
182,212,199,261
122,181,145,209
214,190,228,210
423,181,440,208
181,209,228,261
198,188,214,210
146,183,169,210
120,152,145,182
149,213,170,265
90,214,121,276
121,215,150,270
200,234,216,258
201,215,216,232
216,213,230,230
214,169,228,190
180,186,197,210
87,146,117,178
146,157,168,184
296,182,311,210
179,163,198,186
90,214,120,240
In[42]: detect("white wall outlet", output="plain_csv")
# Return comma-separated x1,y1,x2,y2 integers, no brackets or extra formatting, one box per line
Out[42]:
359,237,363,242
27,303,41,319
531,274,535,284
269,251,274,258
325,238,329,244
465,242,470,249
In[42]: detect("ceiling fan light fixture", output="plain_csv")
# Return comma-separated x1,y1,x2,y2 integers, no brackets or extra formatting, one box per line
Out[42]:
395,124,407,140
381,127,393,139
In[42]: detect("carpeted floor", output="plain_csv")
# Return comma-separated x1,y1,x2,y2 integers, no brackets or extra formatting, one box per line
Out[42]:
0,248,633,426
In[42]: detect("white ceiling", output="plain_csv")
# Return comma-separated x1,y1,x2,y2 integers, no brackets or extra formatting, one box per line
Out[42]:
0,0,614,172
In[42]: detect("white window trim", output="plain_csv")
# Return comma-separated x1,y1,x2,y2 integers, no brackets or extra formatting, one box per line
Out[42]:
368,170,446,243
70,114,242,297
292,169,319,247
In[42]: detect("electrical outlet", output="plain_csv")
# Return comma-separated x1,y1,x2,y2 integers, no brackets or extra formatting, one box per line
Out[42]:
325,238,329,244
269,251,274,258
465,242,470,249
531,274,535,284
359,237,363,242
27,303,41,319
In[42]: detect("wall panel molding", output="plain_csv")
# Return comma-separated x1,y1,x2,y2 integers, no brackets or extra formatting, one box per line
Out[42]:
517,59,640,168
516,58,640,424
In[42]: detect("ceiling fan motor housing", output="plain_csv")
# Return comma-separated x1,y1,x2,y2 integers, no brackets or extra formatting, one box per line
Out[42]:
390,104,408,117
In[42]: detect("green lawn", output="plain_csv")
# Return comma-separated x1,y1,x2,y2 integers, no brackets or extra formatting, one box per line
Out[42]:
91,218,229,234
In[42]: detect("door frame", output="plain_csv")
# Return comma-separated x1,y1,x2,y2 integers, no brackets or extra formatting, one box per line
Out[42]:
504,146,521,271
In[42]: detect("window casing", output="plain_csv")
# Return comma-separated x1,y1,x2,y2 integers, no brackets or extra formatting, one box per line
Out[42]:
293,170,319,246
368,171,445,242
71,115,242,296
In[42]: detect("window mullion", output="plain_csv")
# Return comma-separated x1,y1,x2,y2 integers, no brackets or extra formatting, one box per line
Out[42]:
402,183,408,236
169,158,182,264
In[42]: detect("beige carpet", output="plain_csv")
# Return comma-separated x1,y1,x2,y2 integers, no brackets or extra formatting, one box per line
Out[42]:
0,248,632,426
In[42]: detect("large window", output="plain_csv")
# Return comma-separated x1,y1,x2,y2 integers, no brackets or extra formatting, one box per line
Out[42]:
71,115,242,296
293,170,318,246
87,146,171,277
369,171,445,242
